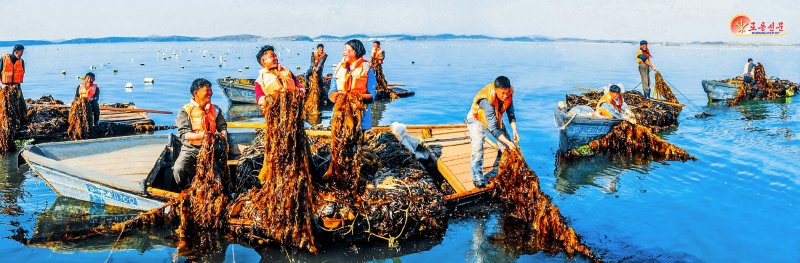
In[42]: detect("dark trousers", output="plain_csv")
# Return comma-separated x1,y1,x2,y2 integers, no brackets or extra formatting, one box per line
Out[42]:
172,147,199,189
89,100,100,126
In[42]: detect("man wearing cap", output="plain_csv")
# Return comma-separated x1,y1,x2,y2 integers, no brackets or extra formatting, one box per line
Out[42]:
742,58,756,85
596,84,637,124
636,40,657,98
172,78,227,189
0,44,27,124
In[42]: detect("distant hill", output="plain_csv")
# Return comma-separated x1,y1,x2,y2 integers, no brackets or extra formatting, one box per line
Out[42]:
0,34,795,47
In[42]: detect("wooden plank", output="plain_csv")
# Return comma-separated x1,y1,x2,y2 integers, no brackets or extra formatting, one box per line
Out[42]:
436,159,467,193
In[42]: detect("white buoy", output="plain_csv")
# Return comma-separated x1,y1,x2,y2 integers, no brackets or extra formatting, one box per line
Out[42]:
60,70,66,75
238,69,243,72
144,78,155,85
125,82,134,89
244,66,249,69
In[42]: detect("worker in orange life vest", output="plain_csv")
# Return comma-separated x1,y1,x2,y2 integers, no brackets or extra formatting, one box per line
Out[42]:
466,76,519,188
0,44,27,124
254,45,304,107
370,41,388,91
636,40,658,98
172,78,228,189
305,43,327,87
74,72,100,126
328,39,377,130
595,84,637,124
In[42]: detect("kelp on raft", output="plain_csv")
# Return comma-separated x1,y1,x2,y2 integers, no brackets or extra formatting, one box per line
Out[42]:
227,89,318,253
653,72,679,104
566,90,681,131
67,98,93,140
494,149,598,262
728,63,797,106
326,92,366,190
0,85,26,152
568,121,696,162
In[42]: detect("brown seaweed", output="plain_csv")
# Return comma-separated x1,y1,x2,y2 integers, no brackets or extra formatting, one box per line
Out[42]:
0,85,25,151
653,72,679,103
304,70,323,124
570,121,696,162
326,93,366,190
67,98,93,140
565,90,681,131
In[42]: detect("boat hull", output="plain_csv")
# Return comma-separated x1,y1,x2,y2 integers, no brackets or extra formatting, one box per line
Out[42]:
702,79,739,102
554,104,621,151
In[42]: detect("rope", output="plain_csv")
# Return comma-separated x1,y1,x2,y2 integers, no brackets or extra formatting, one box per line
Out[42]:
104,224,126,263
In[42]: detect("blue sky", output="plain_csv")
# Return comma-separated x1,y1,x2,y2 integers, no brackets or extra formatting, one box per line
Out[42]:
2,0,797,43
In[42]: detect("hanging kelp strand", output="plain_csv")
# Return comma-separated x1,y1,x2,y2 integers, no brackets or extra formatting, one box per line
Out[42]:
325,92,366,190
0,85,25,151
67,98,93,140
494,149,598,262
227,89,317,253
304,70,322,123
653,72,679,103
577,121,696,162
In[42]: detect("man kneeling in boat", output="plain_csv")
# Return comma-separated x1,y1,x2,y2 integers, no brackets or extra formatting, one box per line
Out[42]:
595,84,637,124
466,76,519,188
173,78,228,189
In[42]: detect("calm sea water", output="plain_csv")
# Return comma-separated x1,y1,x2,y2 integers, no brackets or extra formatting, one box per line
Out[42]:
0,40,798,262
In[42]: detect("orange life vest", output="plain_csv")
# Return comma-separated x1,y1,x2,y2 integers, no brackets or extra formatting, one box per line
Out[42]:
469,83,513,129
371,48,383,64
182,101,217,145
314,51,326,64
78,82,97,100
333,58,370,94
596,92,624,118
256,65,298,97
1,54,24,84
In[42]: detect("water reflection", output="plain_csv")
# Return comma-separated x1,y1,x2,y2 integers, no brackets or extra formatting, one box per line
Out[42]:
0,154,28,217
554,156,627,194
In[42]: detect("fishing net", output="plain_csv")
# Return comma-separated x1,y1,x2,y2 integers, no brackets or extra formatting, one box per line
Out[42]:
653,72,679,103
67,98,94,140
326,93,366,190
227,89,318,253
0,85,25,152
566,90,681,131
568,121,695,162
493,149,598,262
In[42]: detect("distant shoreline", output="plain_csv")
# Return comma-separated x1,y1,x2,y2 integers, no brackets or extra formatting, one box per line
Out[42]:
0,34,796,47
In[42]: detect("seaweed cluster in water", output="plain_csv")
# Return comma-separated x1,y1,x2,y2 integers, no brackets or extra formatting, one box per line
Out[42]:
728,63,798,106
493,149,598,262
567,121,696,162
653,72,679,104
565,90,682,131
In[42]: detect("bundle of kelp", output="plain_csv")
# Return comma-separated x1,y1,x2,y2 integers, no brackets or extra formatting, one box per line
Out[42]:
67,98,93,140
493,149,598,262
727,63,798,106
653,72,679,103
234,128,266,194
566,90,681,130
304,70,323,124
227,89,318,253
325,92,366,190
568,121,696,162
25,96,68,142
0,85,26,151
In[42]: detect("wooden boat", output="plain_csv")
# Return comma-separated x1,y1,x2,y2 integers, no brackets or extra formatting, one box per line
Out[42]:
702,77,798,102
21,124,499,210
702,79,740,102
553,101,622,152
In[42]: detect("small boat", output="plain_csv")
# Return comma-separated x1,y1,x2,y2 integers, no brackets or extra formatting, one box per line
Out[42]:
554,101,622,152
216,77,257,104
702,77,798,102
22,124,499,211
702,79,741,102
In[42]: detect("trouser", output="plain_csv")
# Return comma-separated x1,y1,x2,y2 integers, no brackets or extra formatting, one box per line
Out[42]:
467,119,507,186
172,146,199,189
89,100,100,126
743,75,756,85
638,63,651,98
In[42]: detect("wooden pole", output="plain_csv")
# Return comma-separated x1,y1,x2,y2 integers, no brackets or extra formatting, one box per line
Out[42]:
28,104,173,114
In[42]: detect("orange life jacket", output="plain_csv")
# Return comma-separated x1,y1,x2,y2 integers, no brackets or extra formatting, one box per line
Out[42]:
182,101,217,145
256,65,298,97
1,54,24,84
469,83,513,129
333,58,370,94
371,48,383,64
596,92,624,118
78,82,97,100
314,51,326,64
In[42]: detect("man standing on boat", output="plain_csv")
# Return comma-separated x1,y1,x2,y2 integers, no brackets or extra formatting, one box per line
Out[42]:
742,58,756,85
0,44,27,124
636,40,657,98
466,76,519,188
595,84,637,124
328,39,377,130
173,78,228,189
306,44,327,87
370,41,388,92
74,72,100,127
254,45,304,108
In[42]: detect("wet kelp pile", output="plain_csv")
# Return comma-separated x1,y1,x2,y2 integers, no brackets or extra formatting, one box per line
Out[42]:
728,63,798,106
227,89,318,253
565,90,682,130
22,96,171,143
326,93,366,190
567,121,696,162
304,71,323,123
653,72,679,104
0,84,26,152
67,98,93,140
493,149,598,262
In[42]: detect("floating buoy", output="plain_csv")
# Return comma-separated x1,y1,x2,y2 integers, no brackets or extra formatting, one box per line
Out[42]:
140,63,145,66
181,66,185,69
76,76,84,80
125,87,133,92
89,65,97,70
144,78,155,84
412,61,415,64
60,70,66,75
238,69,243,72
113,68,119,73
125,82,134,89
296,66,301,70
218,64,222,67
244,66,250,69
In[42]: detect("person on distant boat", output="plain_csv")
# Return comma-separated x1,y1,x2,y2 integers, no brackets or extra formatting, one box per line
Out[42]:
370,41,388,91
595,84,637,124
0,44,27,124
305,43,327,87
74,72,100,126
173,78,228,189
636,40,658,98
328,39,377,130
742,58,756,85
466,76,519,188
254,45,304,108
